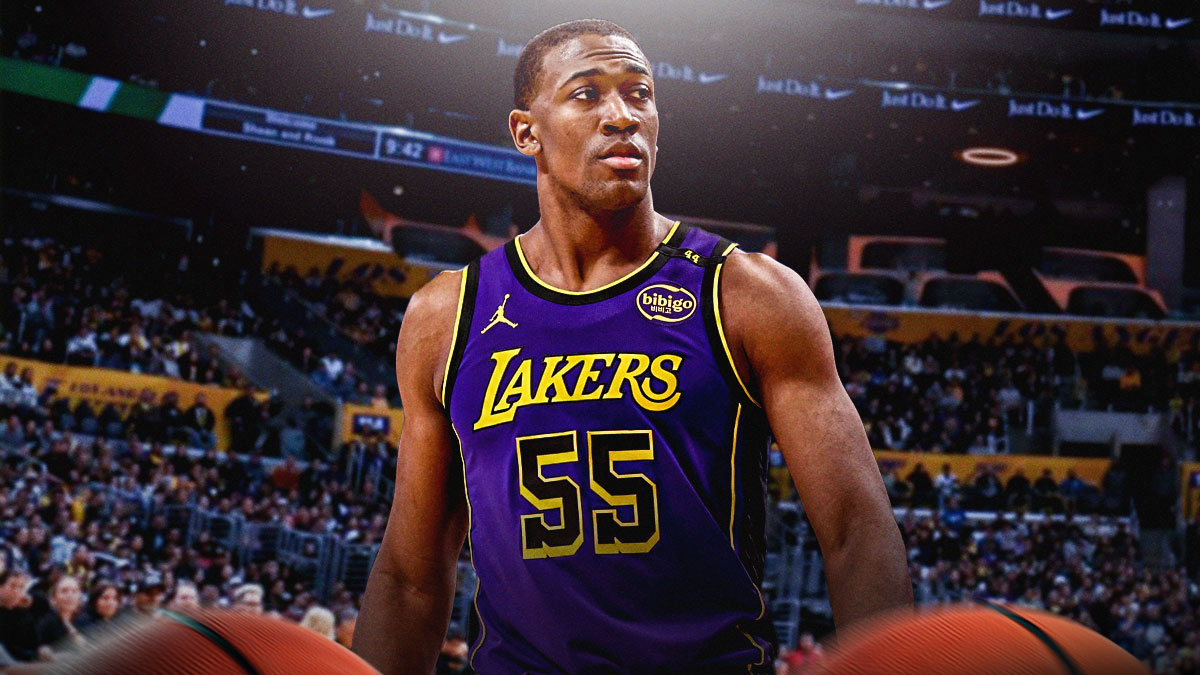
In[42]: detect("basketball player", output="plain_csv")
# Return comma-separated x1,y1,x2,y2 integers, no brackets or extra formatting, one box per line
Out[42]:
355,19,911,673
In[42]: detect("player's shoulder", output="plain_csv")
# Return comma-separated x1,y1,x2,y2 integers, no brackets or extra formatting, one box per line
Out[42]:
397,267,468,365
720,249,826,347
404,267,467,324
396,267,474,402
721,249,815,306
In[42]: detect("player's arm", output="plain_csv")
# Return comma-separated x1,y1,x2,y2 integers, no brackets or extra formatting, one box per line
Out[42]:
721,251,912,629
354,270,469,674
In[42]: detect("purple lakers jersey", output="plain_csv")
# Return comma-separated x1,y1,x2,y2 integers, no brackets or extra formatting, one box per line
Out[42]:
443,222,774,673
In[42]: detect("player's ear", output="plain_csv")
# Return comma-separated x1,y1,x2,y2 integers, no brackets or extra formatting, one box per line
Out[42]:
510,109,539,157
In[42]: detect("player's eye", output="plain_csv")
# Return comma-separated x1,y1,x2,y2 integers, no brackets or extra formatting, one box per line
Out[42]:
571,86,598,100
629,86,652,100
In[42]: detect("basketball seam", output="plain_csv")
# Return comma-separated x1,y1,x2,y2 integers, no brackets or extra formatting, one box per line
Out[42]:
976,600,1082,675
159,610,262,675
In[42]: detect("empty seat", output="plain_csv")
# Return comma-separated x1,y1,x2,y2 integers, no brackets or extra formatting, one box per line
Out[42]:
919,277,1022,312
1066,285,1164,319
813,272,905,305
390,224,487,264
860,240,947,272
1038,250,1139,284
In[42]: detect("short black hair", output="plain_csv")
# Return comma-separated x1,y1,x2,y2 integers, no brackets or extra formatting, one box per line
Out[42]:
513,19,640,110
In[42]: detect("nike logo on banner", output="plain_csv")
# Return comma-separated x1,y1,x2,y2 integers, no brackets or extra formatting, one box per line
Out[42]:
301,6,335,19
1166,17,1193,29
697,72,728,85
923,0,952,10
437,32,469,44
1044,8,1072,20
951,99,981,111
1075,108,1105,120
824,88,855,100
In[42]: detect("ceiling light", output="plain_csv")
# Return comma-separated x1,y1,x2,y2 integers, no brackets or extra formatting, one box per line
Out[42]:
956,147,1020,167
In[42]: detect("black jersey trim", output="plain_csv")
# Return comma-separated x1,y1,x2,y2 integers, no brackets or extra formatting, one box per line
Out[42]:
158,610,261,675
977,600,1082,675
505,222,689,306
441,261,479,413
701,238,761,408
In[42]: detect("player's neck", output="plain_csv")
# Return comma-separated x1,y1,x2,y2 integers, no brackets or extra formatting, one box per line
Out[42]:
523,191,669,293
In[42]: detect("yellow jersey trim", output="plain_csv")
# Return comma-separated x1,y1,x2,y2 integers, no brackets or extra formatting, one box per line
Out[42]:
453,423,487,669
712,245,761,407
512,220,681,296
728,403,742,549
440,268,469,406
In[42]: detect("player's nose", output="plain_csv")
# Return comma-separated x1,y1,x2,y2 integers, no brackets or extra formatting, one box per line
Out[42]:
599,93,639,136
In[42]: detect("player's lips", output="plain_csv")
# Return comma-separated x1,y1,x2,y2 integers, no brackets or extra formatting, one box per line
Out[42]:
597,143,644,170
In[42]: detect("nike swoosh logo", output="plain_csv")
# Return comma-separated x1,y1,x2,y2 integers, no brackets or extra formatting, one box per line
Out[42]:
824,88,855,100
300,6,335,19
923,0,952,10
1044,8,1072,20
437,32,469,44
1075,108,1105,120
697,72,727,85
950,99,980,111
1166,17,1193,29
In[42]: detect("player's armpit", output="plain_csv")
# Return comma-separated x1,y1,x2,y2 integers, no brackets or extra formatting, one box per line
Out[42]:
354,270,470,675
718,252,913,629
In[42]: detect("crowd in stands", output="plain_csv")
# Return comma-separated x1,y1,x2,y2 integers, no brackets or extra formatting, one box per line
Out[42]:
0,238,255,386
0,374,401,666
0,236,397,409
880,462,1130,517
901,512,1200,674
835,329,1200,456
262,263,407,362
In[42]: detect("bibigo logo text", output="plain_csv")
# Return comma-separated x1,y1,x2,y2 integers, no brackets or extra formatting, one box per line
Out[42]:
637,284,697,323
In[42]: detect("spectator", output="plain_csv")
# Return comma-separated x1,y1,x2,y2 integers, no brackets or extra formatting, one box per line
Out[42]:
125,389,163,443
335,609,357,650
232,584,264,614
1033,469,1062,512
780,632,825,674
271,456,301,492
971,465,1003,511
906,462,934,507
1004,468,1032,511
35,575,87,653
131,579,164,617
183,392,217,450
64,326,99,366
82,582,124,635
168,581,200,611
0,570,47,662
934,463,959,509
299,605,336,639
159,392,185,445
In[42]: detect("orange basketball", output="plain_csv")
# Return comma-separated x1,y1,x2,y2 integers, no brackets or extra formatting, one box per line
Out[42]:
51,609,378,674
811,602,1147,675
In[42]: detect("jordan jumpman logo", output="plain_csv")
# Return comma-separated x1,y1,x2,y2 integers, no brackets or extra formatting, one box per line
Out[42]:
481,293,519,334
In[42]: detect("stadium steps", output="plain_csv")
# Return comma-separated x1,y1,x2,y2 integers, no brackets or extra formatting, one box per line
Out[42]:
196,332,333,410
1001,267,1060,314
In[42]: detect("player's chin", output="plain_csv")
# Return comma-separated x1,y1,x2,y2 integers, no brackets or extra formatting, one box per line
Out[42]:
588,176,649,209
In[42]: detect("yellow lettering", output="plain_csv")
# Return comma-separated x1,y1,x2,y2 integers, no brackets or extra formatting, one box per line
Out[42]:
633,354,682,411
474,350,682,429
499,359,535,411
531,356,578,404
474,347,523,430
566,354,614,401
603,353,650,400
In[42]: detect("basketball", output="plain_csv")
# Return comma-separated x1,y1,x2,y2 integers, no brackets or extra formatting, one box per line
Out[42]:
812,602,1148,675
48,610,378,675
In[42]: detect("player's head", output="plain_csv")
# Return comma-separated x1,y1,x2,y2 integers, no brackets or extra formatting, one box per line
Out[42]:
509,20,658,213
